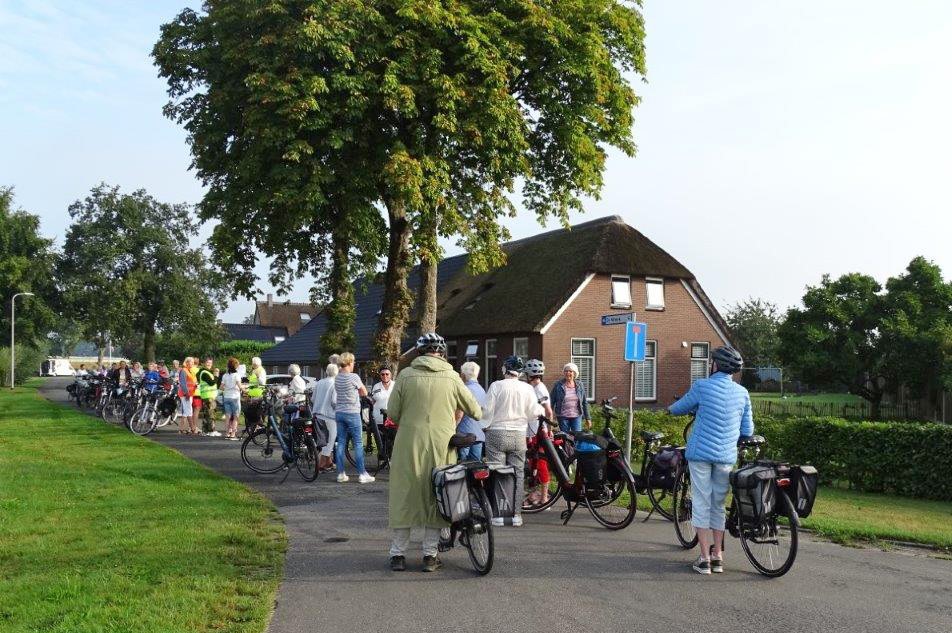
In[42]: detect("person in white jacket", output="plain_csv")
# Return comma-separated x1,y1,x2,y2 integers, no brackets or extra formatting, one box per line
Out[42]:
482,355,543,527
311,362,338,472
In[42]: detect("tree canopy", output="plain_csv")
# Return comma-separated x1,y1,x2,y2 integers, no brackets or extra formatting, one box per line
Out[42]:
153,0,647,365
0,187,57,349
58,184,226,362
725,298,782,368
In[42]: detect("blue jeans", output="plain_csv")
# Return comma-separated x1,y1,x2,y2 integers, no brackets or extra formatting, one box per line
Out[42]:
558,416,583,433
335,412,365,475
457,442,483,462
688,460,733,530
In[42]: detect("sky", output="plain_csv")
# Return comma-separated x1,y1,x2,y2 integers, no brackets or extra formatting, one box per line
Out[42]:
2,1,951,323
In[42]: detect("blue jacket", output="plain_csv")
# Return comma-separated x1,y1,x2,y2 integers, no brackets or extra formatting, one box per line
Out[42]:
457,380,487,441
550,380,590,420
669,372,754,464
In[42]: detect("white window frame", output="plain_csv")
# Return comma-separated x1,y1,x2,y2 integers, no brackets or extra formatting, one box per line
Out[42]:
610,274,632,309
513,336,529,359
274,336,286,343
484,339,497,388
570,337,596,402
691,342,710,384
635,340,657,401
646,277,665,310
300,312,311,322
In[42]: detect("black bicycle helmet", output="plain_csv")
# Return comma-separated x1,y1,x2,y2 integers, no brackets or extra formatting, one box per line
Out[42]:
525,359,545,378
415,332,447,355
711,346,743,374
502,355,525,375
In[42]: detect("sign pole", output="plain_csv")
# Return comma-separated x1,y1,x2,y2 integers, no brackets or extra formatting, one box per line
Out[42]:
626,361,635,464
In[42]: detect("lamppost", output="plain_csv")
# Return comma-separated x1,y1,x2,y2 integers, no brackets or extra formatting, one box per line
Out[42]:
9,292,35,389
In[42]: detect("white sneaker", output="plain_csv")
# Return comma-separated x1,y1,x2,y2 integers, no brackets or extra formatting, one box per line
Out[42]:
491,517,504,527
358,473,375,484
207,431,222,437
337,473,350,483
512,515,523,527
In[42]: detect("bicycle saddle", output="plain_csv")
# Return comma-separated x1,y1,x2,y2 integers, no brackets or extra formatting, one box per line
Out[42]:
640,430,665,443
449,432,477,448
737,435,766,447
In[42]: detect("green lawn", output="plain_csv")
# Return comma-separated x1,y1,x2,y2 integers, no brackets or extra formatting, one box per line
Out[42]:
749,392,864,405
0,381,286,633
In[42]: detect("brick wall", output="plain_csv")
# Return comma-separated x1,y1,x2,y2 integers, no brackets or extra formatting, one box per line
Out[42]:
541,274,730,409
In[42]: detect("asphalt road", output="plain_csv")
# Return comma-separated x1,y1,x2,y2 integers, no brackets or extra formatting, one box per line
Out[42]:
42,378,952,633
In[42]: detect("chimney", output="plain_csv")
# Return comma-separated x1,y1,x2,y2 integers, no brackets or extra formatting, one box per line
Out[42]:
267,293,273,308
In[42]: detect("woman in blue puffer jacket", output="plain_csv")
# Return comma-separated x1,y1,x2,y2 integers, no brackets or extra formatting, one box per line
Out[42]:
669,346,753,575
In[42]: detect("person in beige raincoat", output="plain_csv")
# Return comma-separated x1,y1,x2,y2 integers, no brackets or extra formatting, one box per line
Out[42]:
386,333,481,572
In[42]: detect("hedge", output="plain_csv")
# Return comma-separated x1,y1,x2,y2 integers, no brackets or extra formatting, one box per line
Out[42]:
591,407,952,501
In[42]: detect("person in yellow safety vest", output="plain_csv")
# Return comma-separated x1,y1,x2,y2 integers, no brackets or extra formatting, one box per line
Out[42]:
198,357,220,435
247,356,267,398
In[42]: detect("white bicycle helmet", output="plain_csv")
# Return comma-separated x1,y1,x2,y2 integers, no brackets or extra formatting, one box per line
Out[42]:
525,359,545,378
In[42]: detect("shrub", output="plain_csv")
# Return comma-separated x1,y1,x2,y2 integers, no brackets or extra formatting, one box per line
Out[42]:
0,345,48,387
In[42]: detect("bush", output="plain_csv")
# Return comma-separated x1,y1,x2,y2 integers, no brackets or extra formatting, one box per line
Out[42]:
0,344,48,387
213,340,274,369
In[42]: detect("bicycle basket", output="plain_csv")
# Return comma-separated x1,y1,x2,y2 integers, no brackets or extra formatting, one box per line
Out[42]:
432,464,471,523
730,464,777,524
486,464,517,518
789,465,818,518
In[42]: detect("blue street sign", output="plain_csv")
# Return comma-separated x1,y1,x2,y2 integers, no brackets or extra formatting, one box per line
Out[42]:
601,312,633,326
624,321,648,362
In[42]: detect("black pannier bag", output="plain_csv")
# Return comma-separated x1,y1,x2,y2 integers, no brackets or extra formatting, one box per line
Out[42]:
487,464,517,518
789,465,818,518
310,416,330,448
574,433,609,484
433,464,471,523
730,464,777,524
650,447,681,491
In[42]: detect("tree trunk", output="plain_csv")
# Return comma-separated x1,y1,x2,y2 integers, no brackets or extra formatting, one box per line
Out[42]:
374,202,414,369
418,252,438,334
143,327,156,363
320,226,356,364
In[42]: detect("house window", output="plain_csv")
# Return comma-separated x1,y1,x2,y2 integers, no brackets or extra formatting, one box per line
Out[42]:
484,339,497,388
513,337,529,359
646,278,665,310
446,341,457,369
300,313,311,322
274,336,285,343
570,338,596,401
611,275,632,309
691,342,710,384
635,341,657,401
465,341,478,359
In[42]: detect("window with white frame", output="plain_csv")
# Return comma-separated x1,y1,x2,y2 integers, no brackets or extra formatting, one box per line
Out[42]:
484,339,497,388
691,342,710,384
570,338,596,401
646,278,665,310
635,340,657,400
513,336,529,359
274,336,285,343
465,340,478,359
611,275,632,309
300,312,311,322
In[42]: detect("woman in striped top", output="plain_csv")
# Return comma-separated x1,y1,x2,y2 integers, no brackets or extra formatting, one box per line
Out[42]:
334,353,374,483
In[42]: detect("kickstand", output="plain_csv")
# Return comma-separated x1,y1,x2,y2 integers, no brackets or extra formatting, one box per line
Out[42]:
279,462,292,483
641,504,656,522
560,501,578,525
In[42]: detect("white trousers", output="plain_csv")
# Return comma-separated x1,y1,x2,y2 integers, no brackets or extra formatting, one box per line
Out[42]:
389,527,442,558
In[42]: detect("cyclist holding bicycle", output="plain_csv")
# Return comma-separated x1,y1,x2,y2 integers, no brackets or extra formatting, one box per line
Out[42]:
524,359,554,506
669,346,753,575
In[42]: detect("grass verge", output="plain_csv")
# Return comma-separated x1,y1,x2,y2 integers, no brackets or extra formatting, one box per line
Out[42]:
0,380,286,633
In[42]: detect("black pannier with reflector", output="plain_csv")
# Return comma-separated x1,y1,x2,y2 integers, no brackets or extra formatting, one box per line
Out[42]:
789,465,819,518
730,464,777,524
433,464,471,523
486,464,517,518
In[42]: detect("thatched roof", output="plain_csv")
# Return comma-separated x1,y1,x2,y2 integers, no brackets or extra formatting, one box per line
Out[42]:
436,215,695,336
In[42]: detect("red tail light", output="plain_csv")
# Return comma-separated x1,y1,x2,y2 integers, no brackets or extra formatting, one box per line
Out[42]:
304,426,313,433
777,478,791,487
473,469,490,480
608,450,621,458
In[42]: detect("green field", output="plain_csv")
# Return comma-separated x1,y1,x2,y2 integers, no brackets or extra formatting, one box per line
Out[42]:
0,381,285,633
749,392,864,405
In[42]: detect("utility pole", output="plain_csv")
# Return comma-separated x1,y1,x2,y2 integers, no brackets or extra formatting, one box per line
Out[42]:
9,292,35,389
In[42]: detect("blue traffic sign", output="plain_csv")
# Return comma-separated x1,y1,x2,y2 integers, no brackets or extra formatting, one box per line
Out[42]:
624,321,648,362
601,312,633,326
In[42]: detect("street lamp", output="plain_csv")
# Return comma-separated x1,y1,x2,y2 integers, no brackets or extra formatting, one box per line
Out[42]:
9,292,35,389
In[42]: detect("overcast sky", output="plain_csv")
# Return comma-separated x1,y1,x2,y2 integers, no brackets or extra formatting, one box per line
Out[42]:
2,1,951,323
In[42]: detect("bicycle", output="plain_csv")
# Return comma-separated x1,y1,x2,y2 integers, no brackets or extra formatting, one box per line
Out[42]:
343,402,395,476
128,380,175,436
240,385,320,482
672,435,800,577
522,398,638,530
435,436,495,575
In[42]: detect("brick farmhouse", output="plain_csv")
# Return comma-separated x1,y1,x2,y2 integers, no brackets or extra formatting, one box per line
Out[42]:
261,215,733,406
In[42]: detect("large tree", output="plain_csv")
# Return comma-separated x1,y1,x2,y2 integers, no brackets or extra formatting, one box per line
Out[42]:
778,273,886,410
154,0,646,366
59,184,226,362
725,298,782,367
0,187,57,348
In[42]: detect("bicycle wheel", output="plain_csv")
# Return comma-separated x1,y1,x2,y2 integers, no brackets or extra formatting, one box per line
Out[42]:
129,405,157,436
294,432,320,482
739,493,799,577
462,488,494,575
104,400,124,425
362,427,381,473
672,467,698,549
644,462,675,521
241,427,286,474
585,459,637,530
